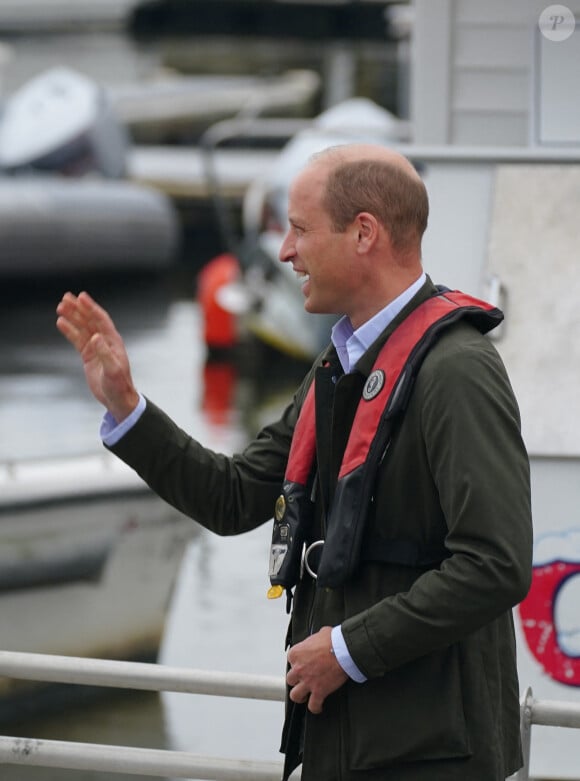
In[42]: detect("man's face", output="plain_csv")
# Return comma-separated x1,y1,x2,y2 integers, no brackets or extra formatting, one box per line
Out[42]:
279,165,356,318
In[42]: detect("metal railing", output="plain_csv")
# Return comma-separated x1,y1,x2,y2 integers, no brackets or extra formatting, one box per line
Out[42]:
513,687,580,781
0,650,579,780
0,650,290,780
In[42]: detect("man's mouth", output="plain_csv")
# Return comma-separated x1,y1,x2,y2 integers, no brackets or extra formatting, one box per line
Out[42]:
296,271,310,287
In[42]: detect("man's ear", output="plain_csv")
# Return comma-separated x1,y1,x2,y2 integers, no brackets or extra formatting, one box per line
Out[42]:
354,212,379,252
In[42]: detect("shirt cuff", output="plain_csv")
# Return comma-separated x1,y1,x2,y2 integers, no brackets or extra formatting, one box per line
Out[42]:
100,394,147,447
331,625,367,683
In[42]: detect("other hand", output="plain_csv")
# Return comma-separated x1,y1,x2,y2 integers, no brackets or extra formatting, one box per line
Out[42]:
286,626,348,714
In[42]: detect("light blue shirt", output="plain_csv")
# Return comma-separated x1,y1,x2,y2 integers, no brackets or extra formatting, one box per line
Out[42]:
101,273,427,684
101,394,146,446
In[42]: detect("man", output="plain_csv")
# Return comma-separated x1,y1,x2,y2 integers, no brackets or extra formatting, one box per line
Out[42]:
56,144,533,780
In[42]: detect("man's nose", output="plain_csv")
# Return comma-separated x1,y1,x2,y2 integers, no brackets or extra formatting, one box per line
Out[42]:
278,233,293,263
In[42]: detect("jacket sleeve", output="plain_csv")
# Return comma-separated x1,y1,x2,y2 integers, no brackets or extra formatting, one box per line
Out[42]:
341,335,533,678
108,393,299,536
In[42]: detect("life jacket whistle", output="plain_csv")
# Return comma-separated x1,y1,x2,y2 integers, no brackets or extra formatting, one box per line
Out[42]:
268,289,503,598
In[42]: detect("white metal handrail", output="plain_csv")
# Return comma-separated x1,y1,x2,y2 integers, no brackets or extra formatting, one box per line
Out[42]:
513,687,580,781
0,650,284,700
1,651,580,780
0,650,289,780
0,736,285,780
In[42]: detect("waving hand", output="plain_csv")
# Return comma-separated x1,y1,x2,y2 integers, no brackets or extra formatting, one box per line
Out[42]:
56,291,140,422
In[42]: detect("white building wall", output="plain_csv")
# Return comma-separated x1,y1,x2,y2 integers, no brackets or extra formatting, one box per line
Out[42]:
411,0,580,146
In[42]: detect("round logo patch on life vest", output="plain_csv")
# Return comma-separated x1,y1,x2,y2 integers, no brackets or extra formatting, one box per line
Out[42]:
362,369,385,401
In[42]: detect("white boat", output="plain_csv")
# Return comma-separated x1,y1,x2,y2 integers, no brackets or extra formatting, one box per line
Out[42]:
0,452,196,707
0,67,180,276
110,69,321,143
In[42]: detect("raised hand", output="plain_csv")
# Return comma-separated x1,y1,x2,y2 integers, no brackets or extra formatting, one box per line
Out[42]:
56,291,140,422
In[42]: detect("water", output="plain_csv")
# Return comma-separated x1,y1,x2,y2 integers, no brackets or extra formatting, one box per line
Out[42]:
0,271,305,779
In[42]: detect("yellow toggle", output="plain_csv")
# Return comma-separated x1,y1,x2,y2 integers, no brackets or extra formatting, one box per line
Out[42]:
267,584,284,599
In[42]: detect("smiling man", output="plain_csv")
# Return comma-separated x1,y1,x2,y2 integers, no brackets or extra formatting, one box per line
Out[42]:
280,145,427,329
57,143,532,781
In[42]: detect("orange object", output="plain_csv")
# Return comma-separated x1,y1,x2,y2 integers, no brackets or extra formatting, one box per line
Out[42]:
197,253,239,349
202,360,238,425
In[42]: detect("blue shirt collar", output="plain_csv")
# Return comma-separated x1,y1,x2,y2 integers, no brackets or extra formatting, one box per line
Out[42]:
331,272,426,374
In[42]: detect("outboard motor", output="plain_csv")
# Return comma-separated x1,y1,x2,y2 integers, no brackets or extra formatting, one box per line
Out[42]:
0,66,128,178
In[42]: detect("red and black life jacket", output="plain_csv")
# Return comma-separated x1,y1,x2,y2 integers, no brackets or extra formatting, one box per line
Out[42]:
268,289,503,599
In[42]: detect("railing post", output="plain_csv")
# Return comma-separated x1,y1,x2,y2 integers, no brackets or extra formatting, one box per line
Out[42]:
513,687,534,781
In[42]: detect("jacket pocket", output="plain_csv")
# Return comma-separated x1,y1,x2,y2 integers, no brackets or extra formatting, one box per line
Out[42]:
346,643,472,770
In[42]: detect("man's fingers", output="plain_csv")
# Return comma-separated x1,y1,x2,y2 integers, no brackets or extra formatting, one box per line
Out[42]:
56,314,91,354
77,291,120,340
55,313,77,343
307,693,324,715
288,681,325,713
56,292,121,359
288,681,310,705
56,291,109,333
56,294,93,349
287,667,310,704
287,663,327,713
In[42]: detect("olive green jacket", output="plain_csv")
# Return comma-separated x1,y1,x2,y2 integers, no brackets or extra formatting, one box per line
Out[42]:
110,278,533,781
